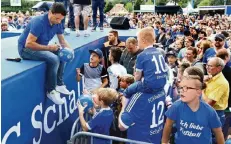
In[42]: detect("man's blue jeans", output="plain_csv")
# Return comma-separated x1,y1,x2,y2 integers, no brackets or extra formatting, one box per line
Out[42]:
92,0,104,27
20,48,65,92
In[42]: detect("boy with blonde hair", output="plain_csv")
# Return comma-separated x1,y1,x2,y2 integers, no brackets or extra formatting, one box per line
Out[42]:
77,88,118,144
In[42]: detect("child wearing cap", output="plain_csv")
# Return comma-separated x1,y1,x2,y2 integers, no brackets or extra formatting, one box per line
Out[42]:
76,48,109,93
162,67,224,144
166,50,178,77
77,88,118,144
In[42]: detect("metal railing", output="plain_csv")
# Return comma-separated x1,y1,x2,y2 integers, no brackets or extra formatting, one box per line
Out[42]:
67,131,152,144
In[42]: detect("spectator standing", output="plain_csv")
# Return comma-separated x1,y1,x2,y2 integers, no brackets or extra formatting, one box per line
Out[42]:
120,37,142,75
73,0,91,37
91,0,105,32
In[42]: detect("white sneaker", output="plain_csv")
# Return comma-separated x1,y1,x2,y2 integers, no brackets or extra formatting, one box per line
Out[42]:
56,85,71,95
84,30,90,37
47,90,64,105
76,30,80,37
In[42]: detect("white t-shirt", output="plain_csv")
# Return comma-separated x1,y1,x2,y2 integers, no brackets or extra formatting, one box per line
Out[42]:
107,63,127,89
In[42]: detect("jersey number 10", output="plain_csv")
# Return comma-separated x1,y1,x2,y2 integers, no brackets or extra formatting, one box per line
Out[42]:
152,55,168,74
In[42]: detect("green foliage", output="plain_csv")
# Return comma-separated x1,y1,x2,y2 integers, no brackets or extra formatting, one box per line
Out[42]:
156,0,168,5
177,0,189,7
198,0,211,6
145,0,154,5
134,0,144,10
125,2,133,12
104,1,114,13
1,0,37,13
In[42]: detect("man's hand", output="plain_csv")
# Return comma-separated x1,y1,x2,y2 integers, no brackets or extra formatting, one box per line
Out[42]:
77,100,86,116
48,44,60,51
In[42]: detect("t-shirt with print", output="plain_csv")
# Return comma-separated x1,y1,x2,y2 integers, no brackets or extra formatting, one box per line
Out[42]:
79,63,108,91
165,100,221,144
202,48,216,64
86,107,113,144
120,90,166,143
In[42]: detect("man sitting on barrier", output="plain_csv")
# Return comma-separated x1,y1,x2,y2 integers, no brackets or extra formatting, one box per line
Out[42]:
77,88,117,144
17,3,72,105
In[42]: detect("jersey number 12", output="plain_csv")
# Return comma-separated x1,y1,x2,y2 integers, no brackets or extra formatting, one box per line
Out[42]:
150,101,164,128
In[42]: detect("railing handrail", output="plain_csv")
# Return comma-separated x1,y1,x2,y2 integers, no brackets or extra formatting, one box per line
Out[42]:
67,131,152,144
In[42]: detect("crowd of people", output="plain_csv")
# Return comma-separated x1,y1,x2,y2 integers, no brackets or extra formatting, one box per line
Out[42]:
3,1,231,143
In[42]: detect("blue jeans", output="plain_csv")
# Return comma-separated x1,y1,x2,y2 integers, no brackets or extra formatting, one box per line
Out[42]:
216,110,225,127
20,48,65,92
92,0,104,27
123,81,164,98
68,3,75,29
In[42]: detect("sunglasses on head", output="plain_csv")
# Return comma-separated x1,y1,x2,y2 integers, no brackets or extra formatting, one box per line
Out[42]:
215,38,223,42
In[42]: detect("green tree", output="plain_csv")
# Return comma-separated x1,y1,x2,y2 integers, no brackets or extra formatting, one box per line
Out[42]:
198,0,211,6
104,1,113,13
125,2,133,12
134,0,144,10
145,0,154,4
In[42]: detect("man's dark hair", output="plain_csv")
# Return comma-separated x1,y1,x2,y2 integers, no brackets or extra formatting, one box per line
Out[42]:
198,30,207,37
109,30,118,38
50,2,67,16
110,47,122,63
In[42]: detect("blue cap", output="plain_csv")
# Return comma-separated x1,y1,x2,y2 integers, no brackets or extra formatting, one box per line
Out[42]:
215,34,225,41
89,48,103,58
166,50,177,57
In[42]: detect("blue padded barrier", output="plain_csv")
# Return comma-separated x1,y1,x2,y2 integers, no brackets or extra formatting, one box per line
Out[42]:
1,31,22,39
1,29,135,144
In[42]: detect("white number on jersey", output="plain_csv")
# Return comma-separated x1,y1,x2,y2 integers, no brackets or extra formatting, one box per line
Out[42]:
150,101,165,128
152,55,168,74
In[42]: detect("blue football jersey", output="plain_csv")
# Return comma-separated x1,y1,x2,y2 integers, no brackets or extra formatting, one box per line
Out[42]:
136,47,168,90
165,100,221,144
120,91,166,143
202,48,216,64
86,107,113,144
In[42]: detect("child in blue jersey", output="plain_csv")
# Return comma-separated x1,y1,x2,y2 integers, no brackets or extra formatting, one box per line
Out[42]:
77,88,118,144
162,66,225,144
123,27,168,99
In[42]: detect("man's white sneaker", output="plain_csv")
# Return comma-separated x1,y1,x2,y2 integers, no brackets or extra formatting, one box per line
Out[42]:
56,85,71,95
84,31,90,37
47,90,64,105
76,31,80,37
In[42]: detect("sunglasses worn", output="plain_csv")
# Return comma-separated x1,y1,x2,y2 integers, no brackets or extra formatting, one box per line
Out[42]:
215,38,223,42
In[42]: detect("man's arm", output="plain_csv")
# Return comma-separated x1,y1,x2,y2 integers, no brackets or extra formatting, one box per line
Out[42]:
25,33,52,51
57,34,71,48
161,118,174,144
204,99,216,107
212,127,225,144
